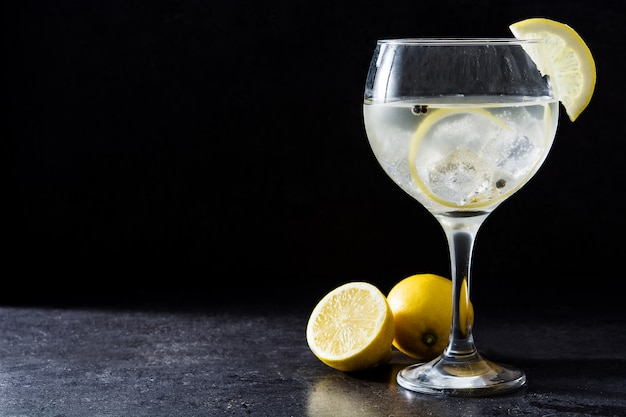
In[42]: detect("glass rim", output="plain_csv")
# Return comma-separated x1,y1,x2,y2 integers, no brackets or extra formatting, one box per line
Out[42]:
377,38,542,45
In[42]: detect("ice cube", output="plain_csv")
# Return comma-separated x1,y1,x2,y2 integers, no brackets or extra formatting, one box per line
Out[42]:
427,148,496,206
496,134,541,178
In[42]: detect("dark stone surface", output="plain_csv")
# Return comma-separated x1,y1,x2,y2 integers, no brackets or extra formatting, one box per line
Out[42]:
0,304,624,416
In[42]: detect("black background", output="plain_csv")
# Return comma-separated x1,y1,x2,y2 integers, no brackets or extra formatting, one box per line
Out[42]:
4,0,624,310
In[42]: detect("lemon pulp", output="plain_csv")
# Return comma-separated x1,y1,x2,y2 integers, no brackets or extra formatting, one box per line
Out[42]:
509,18,596,121
306,282,394,372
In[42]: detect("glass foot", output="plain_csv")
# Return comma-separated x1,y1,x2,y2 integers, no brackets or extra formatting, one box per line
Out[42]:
397,352,526,397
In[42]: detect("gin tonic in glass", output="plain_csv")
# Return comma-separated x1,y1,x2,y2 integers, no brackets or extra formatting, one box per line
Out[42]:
363,38,558,396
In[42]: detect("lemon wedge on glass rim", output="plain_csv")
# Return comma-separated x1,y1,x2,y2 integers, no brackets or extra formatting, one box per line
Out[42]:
509,18,596,122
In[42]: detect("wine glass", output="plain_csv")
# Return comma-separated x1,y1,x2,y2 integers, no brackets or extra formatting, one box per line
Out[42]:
363,38,558,396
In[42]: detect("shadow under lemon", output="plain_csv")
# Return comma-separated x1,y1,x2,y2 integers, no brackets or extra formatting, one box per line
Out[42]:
307,351,480,416
306,350,407,417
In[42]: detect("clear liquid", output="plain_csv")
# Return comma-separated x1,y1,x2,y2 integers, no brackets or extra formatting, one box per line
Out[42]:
363,97,559,213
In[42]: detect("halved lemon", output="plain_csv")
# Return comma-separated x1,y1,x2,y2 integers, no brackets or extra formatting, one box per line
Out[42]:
509,18,596,121
306,282,394,372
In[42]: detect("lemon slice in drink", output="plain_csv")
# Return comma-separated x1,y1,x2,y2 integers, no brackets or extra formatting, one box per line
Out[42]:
408,108,529,209
509,18,596,121
306,282,394,372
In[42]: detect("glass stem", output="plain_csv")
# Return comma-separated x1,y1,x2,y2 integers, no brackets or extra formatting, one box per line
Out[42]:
436,212,490,360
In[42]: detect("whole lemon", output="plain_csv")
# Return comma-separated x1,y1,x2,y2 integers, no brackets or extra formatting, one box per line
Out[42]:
387,274,473,361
